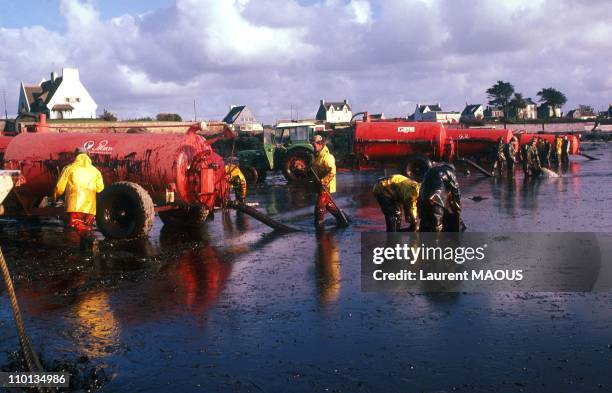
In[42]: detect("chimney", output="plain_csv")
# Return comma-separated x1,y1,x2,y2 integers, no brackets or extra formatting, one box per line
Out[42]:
344,99,348,105
320,99,324,106
51,71,58,81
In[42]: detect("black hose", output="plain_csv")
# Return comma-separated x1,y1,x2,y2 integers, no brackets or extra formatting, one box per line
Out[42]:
227,201,300,233
0,247,54,393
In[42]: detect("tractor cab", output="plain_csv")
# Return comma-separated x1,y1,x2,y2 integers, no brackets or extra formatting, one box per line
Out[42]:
239,122,323,184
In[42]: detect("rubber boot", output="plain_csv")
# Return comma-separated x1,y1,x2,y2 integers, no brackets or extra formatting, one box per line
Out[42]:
329,205,349,228
315,207,326,232
384,213,401,232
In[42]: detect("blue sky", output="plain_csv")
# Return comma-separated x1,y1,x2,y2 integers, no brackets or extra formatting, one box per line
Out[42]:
0,0,610,121
0,0,173,30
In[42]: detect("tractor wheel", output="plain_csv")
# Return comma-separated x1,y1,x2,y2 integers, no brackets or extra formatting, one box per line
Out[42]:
241,165,259,185
283,149,314,184
96,182,155,239
404,154,433,181
158,206,210,227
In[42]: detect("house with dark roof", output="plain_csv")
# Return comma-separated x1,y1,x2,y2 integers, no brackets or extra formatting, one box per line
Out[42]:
315,99,352,123
222,105,263,132
460,104,484,121
484,106,504,119
413,104,442,121
413,104,460,124
566,105,597,120
18,68,97,119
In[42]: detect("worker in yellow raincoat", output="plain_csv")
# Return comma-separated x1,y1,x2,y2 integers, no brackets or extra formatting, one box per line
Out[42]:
373,174,420,232
311,135,346,230
54,147,104,236
225,159,247,203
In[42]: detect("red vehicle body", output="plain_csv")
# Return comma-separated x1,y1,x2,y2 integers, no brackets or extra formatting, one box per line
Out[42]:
446,128,513,157
0,115,231,238
347,113,581,178
517,133,580,154
353,119,450,162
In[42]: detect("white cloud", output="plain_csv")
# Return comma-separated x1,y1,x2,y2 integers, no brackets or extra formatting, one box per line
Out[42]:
0,0,610,120
349,0,373,25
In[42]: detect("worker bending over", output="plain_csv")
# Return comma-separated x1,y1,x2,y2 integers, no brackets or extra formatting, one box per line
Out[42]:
225,159,247,203
54,147,104,238
418,164,464,232
373,174,420,232
522,138,541,177
311,135,347,230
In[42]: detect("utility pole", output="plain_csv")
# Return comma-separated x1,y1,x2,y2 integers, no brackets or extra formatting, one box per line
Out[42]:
2,89,7,120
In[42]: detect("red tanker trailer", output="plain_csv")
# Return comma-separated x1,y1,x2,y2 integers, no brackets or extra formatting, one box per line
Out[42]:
1,122,231,239
343,113,585,178
445,128,513,157
517,133,580,154
350,115,454,179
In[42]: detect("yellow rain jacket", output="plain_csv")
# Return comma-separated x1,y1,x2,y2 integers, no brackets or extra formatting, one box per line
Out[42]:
225,164,247,198
555,137,563,157
312,146,336,193
54,154,104,215
373,174,420,223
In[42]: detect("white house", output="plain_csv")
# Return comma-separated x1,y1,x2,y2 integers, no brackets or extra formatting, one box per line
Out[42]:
222,105,263,132
460,104,485,121
413,104,460,123
413,104,442,121
18,67,97,119
509,98,538,120
315,99,352,123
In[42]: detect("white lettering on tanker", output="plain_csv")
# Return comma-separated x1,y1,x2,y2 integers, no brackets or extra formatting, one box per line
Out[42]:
83,140,114,155
397,126,415,133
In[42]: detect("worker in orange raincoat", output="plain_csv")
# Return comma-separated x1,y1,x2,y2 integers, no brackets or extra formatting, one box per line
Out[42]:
54,147,104,236
311,135,346,230
225,159,247,203
373,174,420,232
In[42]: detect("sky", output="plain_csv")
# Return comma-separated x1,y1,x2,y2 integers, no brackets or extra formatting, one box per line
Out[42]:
0,0,610,123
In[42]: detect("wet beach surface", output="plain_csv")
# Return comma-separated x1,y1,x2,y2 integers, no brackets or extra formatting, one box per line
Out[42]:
1,142,611,392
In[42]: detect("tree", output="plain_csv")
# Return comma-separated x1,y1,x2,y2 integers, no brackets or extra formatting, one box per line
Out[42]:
486,80,515,119
536,87,567,117
100,109,117,122
509,93,527,120
156,113,182,121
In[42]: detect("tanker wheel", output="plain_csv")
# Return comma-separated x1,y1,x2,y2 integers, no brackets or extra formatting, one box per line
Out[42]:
158,206,210,227
404,154,433,181
96,182,155,239
240,165,259,185
283,149,314,184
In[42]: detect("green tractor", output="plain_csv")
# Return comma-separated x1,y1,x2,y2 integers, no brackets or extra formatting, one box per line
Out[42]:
238,122,322,184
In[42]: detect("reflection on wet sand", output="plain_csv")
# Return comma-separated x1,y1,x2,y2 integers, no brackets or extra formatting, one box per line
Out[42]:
314,232,341,307
73,291,119,359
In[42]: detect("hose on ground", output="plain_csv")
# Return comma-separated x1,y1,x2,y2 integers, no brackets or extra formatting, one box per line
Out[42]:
0,247,53,393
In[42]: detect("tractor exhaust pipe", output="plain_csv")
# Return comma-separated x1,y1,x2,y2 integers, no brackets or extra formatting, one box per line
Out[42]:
227,200,301,233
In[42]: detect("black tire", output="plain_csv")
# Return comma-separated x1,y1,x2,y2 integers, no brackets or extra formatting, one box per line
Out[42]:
96,181,155,239
240,165,259,185
158,206,210,227
404,154,433,181
283,149,314,184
